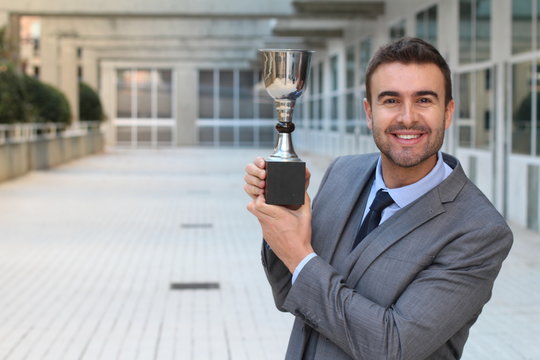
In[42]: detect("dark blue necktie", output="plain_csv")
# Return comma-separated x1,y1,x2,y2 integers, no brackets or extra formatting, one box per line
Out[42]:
352,189,394,249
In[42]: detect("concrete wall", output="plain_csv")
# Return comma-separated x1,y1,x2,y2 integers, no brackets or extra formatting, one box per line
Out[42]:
0,132,104,183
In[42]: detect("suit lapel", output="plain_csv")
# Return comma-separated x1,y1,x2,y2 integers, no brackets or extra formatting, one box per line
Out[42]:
343,156,468,287
312,155,378,264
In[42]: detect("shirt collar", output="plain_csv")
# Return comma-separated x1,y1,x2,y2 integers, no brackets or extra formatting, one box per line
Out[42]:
373,151,452,209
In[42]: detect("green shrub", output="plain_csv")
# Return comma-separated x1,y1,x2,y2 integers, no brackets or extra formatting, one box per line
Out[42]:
79,82,104,121
0,64,28,124
23,75,71,124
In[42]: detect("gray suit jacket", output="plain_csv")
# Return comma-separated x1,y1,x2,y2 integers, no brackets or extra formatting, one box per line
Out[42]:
262,153,513,360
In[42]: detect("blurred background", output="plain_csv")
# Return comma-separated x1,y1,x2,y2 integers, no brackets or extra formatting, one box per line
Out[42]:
0,1,539,359
0,0,539,231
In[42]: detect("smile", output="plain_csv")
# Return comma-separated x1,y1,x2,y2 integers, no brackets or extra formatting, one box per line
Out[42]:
395,134,421,140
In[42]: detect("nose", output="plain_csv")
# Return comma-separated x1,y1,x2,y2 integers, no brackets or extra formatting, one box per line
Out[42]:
398,101,416,127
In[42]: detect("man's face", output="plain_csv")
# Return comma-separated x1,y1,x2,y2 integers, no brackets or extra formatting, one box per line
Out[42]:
364,62,454,171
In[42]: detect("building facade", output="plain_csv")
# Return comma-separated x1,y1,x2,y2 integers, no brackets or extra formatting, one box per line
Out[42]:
1,0,540,231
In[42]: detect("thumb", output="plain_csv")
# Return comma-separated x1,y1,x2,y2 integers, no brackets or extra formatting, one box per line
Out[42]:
299,192,311,214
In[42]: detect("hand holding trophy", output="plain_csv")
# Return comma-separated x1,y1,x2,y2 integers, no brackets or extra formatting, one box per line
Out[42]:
259,49,313,206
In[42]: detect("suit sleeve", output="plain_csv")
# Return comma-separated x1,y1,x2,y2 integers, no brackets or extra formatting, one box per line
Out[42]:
281,217,513,359
261,158,338,311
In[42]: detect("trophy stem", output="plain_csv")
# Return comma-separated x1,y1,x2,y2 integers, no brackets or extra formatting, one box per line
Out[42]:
269,133,301,161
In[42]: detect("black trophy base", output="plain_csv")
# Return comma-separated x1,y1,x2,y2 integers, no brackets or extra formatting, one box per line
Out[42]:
265,160,305,206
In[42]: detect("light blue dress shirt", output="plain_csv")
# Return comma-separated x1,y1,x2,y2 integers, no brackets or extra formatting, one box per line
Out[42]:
292,151,453,284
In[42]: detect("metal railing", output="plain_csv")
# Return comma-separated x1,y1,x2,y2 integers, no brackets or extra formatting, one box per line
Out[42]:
0,122,102,145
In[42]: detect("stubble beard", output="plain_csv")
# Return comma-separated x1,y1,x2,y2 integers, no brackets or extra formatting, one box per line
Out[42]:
372,121,446,169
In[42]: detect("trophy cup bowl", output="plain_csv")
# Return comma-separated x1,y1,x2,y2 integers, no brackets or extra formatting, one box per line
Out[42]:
259,49,313,206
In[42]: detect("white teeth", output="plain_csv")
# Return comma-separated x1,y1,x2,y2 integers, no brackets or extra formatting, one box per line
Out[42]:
396,134,420,140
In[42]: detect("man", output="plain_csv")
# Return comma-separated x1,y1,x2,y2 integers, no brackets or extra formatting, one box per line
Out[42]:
243,37,512,359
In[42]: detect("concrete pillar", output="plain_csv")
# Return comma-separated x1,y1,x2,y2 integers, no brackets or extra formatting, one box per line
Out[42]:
5,13,21,67
59,39,79,125
99,62,116,146
175,66,198,145
82,48,98,90
40,31,59,87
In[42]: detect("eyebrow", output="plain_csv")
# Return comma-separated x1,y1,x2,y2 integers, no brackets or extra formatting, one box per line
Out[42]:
377,90,440,101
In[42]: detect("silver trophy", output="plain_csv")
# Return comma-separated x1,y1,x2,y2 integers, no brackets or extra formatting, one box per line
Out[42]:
259,49,313,206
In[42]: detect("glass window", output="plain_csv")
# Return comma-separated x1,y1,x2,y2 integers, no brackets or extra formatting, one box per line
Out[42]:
416,13,426,40
474,69,492,149
239,127,254,143
330,55,339,91
458,69,492,149
458,73,472,147
239,70,254,119
390,20,406,41
459,73,471,119
318,99,324,130
118,68,174,120
359,39,371,87
309,99,316,129
459,0,473,63
219,71,234,118
137,126,152,143
512,0,533,54
346,46,357,134
198,127,214,144
330,96,338,131
536,61,540,156
345,93,356,133
459,126,472,147
197,68,275,146
295,99,304,128
116,69,132,118
537,0,540,50
157,69,172,118
219,126,234,143
476,0,491,61
416,5,438,45
428,6,437,45
157,127,173,143
512,61,533,154
135,69,151,118
460,0,491,63
318,62,324,95
198,70,214,119
259,126,274,146
346,46,355,89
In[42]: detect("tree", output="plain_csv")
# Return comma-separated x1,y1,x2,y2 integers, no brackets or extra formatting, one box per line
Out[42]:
0,64,28,124
79,82,104,121
23,75,71,124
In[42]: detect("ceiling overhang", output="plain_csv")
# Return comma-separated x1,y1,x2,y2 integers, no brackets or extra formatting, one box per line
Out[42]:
271,18,346,40
292,0,385,18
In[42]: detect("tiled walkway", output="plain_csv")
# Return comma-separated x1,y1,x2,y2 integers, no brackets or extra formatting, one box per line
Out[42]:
0,147,538,359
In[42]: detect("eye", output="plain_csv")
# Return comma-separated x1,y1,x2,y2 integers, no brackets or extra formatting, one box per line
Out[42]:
383,98,398,104
417,97,432,104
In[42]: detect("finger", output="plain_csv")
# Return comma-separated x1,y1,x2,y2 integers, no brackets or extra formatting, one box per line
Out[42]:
244,173,266,189
245,162,266,180
305,167,311,190
303,192,311,209
244,183,264,199
254,157,266,169
246,198,256,214
252,195,283,219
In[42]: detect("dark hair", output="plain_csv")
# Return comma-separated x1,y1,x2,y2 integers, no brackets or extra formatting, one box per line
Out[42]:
365,37,452,105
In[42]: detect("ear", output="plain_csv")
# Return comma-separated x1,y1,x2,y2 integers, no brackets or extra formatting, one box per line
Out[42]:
444,99,455,130
363,98,373,130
